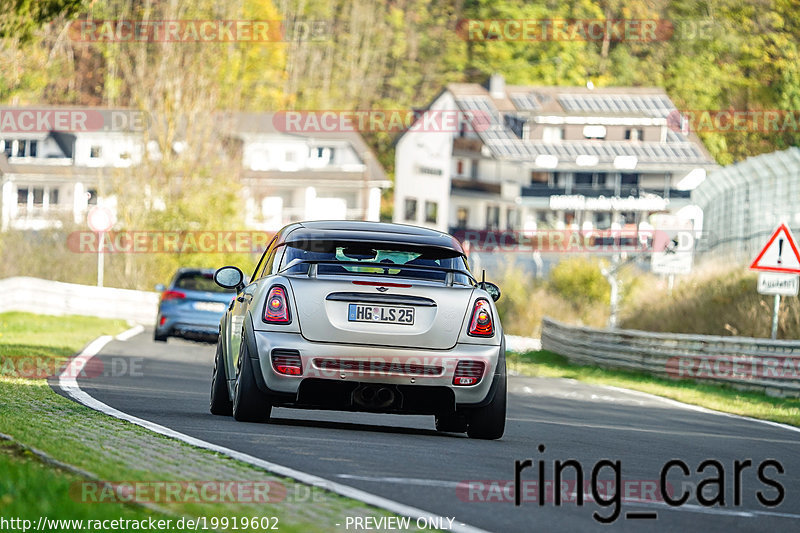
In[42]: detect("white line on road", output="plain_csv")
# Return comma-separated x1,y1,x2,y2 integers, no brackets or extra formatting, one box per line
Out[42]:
116,324,144,341
58,328,489,533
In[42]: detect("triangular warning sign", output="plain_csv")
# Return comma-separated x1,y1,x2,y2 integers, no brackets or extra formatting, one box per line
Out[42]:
750,224,800,273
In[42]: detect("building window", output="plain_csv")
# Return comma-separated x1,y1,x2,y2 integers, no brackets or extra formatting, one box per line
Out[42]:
574,172,594,186
17,187,28,205
530,171,550,184
313,147,334,159
33,188,44,205
457,207,469,229
470,159,479,179
90,146,102,158
625,128,644,141
15,140,26,157
404,198,417,221
425,201,438,224
119,152,131,160
285,151,295,162
29,140,37,157
620,173,640,185
507,208,518,230
50,188,59,205
542,126,564,143
486,205,500,230
456,160,464,175
3,140,13,157
87,189,98,205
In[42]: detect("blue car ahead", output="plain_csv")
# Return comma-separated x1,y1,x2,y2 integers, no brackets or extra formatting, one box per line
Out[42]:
154,268,235,343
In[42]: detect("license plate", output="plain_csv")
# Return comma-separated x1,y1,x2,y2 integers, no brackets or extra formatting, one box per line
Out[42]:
348,304,414,325
194,301,226,312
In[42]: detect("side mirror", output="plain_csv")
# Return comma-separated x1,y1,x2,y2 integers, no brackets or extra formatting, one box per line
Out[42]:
155,283,165,292
480,281,501,302
214,266,244,290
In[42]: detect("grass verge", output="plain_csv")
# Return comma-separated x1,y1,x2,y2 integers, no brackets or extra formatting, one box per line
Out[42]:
508,350,800,427
0,312,403,532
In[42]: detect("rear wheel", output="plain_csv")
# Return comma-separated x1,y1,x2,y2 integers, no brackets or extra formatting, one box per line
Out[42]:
232,335,272,423
466,361,506,440
210,339,233,416
153,331,168,342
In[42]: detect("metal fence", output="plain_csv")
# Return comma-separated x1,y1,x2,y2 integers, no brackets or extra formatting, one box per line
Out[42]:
541,317,800,398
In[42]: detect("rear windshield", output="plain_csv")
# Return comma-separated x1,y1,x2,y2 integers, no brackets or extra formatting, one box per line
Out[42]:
173,272,232,292
278,242,473,284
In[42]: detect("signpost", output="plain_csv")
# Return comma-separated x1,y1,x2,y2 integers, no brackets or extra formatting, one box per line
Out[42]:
650,215,695,296
87,206,114,287
750,224,800,339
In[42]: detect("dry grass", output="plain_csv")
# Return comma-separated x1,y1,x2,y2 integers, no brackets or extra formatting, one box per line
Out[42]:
620,262,800,339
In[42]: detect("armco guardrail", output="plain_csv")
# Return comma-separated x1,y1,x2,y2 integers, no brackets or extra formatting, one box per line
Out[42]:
0,277,159,324
541,317,800,398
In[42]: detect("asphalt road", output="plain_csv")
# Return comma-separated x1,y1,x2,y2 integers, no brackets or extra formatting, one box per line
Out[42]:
67,330,800,532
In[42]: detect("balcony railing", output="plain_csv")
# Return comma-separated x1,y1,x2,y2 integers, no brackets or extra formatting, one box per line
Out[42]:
521,184,691,199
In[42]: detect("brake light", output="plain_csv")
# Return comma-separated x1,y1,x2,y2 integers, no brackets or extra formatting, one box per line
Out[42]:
453,360,485,386
159,316,167,326
161,290,185,301
263,285,290,324
271,350,302,376
468,299,494,337
352,281,412,288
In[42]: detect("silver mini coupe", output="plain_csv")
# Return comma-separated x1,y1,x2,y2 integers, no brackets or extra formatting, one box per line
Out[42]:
210,221,506,439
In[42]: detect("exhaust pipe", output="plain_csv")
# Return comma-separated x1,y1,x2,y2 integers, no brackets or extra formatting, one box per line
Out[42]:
353,385,396,409
361,386,377,402
376,387,394,407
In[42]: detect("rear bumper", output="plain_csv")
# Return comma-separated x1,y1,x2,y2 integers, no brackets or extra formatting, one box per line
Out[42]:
250,330,502,409
155,313,219,341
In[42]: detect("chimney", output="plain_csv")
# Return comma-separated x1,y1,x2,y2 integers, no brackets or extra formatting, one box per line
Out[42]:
489,73,505,99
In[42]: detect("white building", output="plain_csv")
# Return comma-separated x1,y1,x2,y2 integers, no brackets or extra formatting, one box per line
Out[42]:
0,108,388,231
393,75,717,235
228,112,389,231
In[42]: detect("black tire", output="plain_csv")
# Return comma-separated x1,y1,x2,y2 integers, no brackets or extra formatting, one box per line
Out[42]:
435,412,468,433
232,336,272,423
153,331,168,342
210,339,233,416
466,359,507,440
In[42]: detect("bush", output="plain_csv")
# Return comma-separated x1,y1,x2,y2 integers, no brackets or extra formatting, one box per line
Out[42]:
620,263,800,339
493,261,608,337
548,257,610,307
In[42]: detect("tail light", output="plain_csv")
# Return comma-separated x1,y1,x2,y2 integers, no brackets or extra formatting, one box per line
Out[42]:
271,350,302,376
159,316,167,326
263,285,291,324
468,299,494,337
453,360,485,386
161,290,185,301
